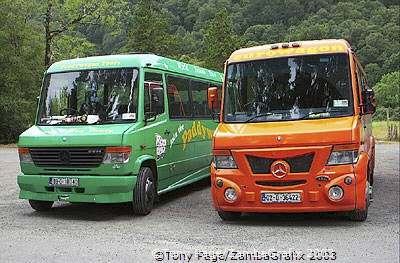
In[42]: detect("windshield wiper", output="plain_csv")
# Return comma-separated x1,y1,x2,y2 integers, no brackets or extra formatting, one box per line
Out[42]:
245,112,274,122
299,109,348,120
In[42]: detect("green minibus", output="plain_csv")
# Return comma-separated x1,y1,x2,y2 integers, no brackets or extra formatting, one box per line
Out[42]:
17,54,222,215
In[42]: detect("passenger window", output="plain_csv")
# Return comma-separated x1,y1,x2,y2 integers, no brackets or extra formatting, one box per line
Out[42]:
167,76,192,119
191,81,211,118
144,72,164,116
354,61,361,105
217,84,222,113
356,63,368,103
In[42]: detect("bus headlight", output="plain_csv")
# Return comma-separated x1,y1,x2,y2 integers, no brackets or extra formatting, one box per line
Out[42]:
327,144,359,165
328,185,344,200
214,156,238,169
103,147,132,164
18,148,33,163
224,187,238,201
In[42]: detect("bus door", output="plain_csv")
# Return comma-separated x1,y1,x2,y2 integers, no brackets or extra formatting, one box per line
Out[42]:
141,70,171,190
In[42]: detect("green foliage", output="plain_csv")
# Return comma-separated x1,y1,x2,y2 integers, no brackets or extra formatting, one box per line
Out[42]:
204,8,241,71
53,35,97,61
125,0,177,57
0,0,43,143
374,71,400,108
1,0,400,142
243,24,286,46
40,0,129,66
373,106,400,121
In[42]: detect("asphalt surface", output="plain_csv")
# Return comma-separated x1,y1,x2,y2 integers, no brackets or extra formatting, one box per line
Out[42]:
0,144,399,263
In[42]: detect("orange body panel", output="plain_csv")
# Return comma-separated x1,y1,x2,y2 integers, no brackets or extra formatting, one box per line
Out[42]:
212,39,374,214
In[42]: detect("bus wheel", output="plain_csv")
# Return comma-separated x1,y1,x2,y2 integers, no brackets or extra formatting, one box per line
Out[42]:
28,200,53,211
369,165,374,186
133,167,156,215
218,211,241,221
348,181,371,221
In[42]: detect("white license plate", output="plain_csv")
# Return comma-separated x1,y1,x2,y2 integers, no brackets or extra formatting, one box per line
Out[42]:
49,177,79,187
261,192,302,203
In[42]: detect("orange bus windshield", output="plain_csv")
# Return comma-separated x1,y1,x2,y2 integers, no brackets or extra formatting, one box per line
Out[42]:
223,53,353,123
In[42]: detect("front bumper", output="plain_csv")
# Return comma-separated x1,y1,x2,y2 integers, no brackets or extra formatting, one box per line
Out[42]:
211,164,359,213
17,174,137,203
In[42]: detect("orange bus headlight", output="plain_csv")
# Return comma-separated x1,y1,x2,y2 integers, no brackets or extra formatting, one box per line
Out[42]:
224,187,238,201
328,185,344,200
327,144,359,166
214,156,238,169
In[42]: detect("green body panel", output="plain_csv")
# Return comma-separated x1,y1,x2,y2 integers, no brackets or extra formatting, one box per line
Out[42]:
47,54,223,83
18,54,222,204
18,174,136,203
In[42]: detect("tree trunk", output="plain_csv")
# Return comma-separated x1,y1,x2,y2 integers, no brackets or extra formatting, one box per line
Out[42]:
45,1,52,68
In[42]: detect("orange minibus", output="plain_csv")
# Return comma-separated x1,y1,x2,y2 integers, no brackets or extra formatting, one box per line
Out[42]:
208,39,376,221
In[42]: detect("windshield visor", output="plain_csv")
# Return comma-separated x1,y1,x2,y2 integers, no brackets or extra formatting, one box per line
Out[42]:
224,54,353,123
38,68,139,125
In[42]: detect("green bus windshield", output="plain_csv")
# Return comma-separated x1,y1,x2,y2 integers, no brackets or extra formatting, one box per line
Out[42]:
38,68,139,125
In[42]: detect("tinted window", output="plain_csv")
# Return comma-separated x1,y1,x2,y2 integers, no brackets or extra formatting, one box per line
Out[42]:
224,54,353,123
38,68,139,125
191,81,211,118
167,76,192,118
144,72,164,116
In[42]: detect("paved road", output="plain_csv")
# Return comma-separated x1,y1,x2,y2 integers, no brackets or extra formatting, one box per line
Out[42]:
0,144,399,263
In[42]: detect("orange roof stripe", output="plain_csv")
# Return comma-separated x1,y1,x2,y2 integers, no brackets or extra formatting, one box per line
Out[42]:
228,39,351,63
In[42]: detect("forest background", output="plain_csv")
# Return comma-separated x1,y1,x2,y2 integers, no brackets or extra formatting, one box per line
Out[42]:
0,0,398,142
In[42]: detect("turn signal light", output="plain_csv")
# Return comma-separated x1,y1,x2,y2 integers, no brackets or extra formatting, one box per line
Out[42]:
103,146,132,164
18,148,33,163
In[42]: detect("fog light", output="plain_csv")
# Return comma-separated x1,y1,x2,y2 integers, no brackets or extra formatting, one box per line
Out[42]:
216,180,223,188
344,177,353,185
224,187,237,201
328,185,344,200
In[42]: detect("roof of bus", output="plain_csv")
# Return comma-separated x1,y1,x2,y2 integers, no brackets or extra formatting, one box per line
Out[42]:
228,39,351,63
47,54,224,83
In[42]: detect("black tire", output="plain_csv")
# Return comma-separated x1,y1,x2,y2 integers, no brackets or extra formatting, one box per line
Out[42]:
348,208,368,221
28,200,54,211
133,167,156,215
348,181,371,222
218,211,242,221
369,166,374,186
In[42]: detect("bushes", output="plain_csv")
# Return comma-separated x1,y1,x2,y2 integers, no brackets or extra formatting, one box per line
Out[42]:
0,96,37,143
373,107,400,121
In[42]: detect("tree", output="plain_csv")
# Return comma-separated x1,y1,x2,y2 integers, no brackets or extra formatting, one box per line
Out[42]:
126,0,177,56
52,35,97,61
204,8,241,71
0,0,43,142
243,24,286,46
41,0,128,67
374,71,400,109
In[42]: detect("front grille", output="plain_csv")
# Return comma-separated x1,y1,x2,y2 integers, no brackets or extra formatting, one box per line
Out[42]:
247,153,314,174
30,147,105,168
256,180,307,187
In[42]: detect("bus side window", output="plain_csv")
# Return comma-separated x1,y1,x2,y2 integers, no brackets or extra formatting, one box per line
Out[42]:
217,84,222,113
144,72,164,116
354,59,362,106
191,80,210,118
356,63,369,103
167,76,192,119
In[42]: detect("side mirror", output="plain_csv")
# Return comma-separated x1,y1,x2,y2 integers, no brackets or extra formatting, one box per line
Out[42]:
361,89,377,115
144,112,157,123
207,87,219,111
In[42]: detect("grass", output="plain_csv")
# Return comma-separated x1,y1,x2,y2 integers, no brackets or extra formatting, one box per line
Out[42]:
0,143,17,148
373,121,399,142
